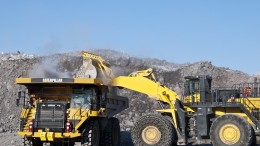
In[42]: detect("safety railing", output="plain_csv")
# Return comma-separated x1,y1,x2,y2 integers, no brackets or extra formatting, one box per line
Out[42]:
20,108,34,131
71,108,89,132
232,82,260,97
240,97,256,112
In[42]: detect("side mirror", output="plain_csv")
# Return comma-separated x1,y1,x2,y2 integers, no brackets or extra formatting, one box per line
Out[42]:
100,88,108,108
16,91,22,106
16,98,20,106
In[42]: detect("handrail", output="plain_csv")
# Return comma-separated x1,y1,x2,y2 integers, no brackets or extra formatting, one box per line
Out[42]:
241,97,257,112
71,108,88,131
19,106,34,131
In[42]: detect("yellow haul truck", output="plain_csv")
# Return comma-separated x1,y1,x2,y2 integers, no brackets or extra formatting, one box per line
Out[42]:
16,52,128,146
111,69,260,146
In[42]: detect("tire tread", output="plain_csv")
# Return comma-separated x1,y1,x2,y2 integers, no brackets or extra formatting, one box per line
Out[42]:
131,114,175,146
210,114,253,146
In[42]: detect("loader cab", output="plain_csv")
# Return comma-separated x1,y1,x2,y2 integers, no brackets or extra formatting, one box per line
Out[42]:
184,75,212,104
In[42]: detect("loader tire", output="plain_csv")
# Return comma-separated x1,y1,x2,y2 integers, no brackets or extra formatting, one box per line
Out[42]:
132,114,174,146
251,127,256,146
210,114,254,146
82,119,100,146
102,117,121,146
163,115,178,145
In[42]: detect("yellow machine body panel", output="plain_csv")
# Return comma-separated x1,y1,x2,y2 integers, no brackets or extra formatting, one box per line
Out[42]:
182,93,200,103
214,108,252,122
18,131,81,141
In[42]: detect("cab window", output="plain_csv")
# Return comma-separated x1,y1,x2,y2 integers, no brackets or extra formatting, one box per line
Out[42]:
70,88,97,108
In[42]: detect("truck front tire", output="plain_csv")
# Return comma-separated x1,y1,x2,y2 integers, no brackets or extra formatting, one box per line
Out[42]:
82,119,100,146
102,117,120,146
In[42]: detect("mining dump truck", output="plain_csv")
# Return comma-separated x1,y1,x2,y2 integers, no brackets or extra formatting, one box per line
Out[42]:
16,52,128,146
111,69,260,146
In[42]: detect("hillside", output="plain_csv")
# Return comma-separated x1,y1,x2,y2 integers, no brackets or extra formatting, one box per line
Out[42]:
0,49,254,145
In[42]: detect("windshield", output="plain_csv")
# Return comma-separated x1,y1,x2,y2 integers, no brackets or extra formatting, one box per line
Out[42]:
184,81,200,95
70,88,96,108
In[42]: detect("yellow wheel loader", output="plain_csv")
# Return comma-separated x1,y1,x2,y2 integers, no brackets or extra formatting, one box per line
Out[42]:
111,69,260,146
16,52,128,146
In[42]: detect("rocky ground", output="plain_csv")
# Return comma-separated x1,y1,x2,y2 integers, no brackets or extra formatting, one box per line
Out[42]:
0,49,258,145
0,132,134,146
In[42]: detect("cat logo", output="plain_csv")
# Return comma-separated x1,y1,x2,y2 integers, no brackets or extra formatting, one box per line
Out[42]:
42,78,63,83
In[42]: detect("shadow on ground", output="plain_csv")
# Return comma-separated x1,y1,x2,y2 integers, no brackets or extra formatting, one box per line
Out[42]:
120,131,260,146
121,131,134,146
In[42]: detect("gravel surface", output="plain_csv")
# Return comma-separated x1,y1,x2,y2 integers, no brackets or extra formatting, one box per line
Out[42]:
0,131,134,146
1,132,259,146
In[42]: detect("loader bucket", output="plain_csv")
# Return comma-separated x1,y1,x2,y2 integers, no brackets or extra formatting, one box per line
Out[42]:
75,59,97,78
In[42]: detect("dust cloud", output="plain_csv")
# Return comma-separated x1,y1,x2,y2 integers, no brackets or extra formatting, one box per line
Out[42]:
28,58,72,78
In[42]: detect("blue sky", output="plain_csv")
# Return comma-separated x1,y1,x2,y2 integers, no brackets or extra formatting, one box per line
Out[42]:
0,1,260,75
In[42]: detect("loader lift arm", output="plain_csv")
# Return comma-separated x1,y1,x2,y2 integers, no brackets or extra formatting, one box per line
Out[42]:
110,68,188,144
110,68,179,109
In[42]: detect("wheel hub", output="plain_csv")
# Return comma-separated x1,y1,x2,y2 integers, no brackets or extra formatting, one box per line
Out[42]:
141,126,161,145
219,124,240,145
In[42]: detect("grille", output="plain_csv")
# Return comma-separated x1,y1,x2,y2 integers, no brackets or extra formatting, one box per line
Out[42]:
34,102,67,132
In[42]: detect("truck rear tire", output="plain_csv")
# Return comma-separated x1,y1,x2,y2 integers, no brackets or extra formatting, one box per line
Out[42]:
82,119,100,146
210,114,254,146
131,114,175,146
102,117,120,146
